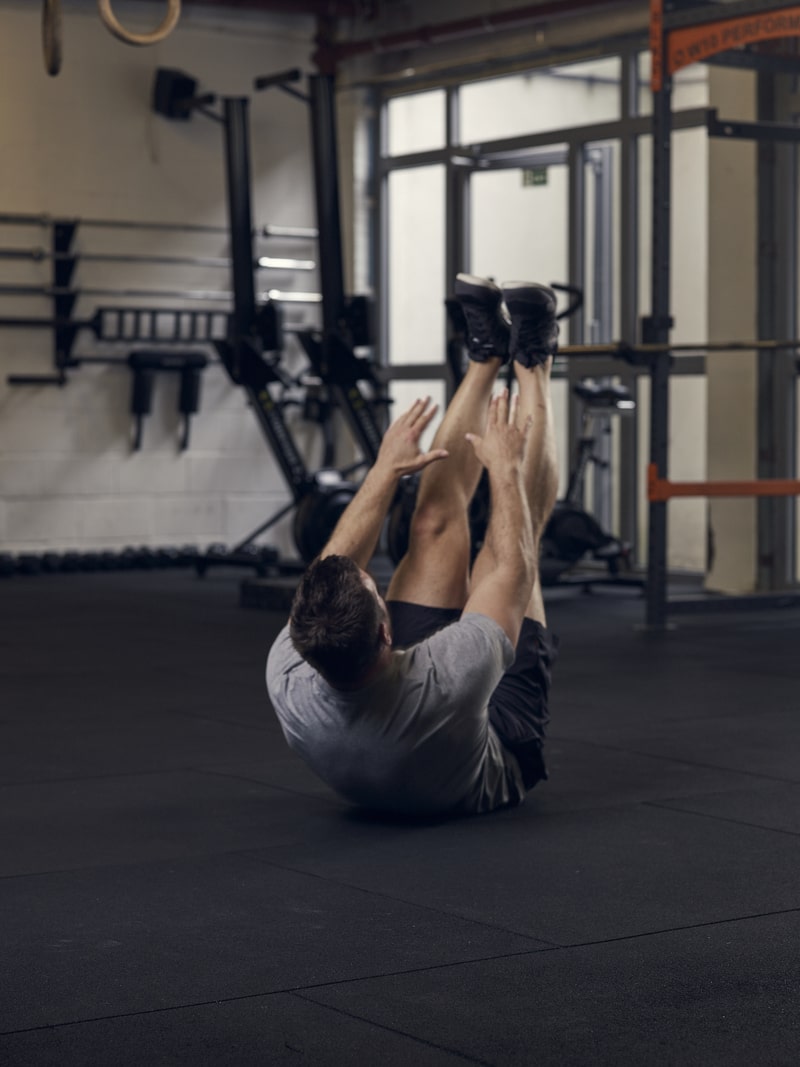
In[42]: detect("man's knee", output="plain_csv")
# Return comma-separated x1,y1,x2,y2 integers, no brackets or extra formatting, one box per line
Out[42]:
409,497,468,549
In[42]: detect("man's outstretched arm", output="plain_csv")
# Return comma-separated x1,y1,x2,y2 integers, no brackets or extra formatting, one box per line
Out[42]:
320,398,448,569
462,390,536,647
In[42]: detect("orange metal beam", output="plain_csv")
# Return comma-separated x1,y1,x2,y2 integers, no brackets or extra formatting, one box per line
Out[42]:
648,464,800,502
650,0,664,92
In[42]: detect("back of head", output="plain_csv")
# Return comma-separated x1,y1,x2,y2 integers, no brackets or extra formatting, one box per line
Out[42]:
289,555,383,688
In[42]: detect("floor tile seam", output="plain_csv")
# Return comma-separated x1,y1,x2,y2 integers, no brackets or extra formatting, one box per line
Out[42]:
0,944,564,1040
0,765,315,795
560,903,800,951
12,900,792,1034
546,735,800,785
0,993,288,1038
282,906,800,983
0,936,588,1041
0,837,351,884
268,904,800,1004
287,991,492,1065
642,799,800,839
0,765,212,792
192,765,333,800
0,946,522,1054
245,854,561,948
2,911,800,1038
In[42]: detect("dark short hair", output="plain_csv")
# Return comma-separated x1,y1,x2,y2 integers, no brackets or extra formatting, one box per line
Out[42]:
289,555,383,687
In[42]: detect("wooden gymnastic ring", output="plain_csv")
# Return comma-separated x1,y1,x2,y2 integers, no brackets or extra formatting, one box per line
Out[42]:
42,0,62,77
97,0,181,46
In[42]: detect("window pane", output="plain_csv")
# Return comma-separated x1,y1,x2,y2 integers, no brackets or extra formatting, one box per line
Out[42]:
469,164,569,285
387,90,446,155
460,58,621,144
583,141,619,345
387,166,446,365
388,379,447,450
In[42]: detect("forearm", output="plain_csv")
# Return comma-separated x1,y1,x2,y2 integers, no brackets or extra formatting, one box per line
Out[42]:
484,469,536,586
462,468,534,642
319,464,398,568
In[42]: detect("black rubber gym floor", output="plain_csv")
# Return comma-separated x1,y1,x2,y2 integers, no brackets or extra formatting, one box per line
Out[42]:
1,569,799,1065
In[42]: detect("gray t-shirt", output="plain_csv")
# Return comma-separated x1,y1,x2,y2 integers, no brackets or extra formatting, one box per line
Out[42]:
265,612,526,816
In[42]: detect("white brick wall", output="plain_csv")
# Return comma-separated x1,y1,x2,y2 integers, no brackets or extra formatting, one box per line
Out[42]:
5,498,82,545
75,497,155,541
0,2,318,559
116,454,187,496
0,454,117,497
150,495,225,541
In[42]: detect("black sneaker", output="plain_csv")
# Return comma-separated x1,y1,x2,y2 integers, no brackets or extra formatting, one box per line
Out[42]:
502,282,559,368
454,274,510,363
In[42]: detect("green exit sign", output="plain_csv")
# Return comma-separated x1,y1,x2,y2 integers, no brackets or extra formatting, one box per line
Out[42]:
522,166,548,187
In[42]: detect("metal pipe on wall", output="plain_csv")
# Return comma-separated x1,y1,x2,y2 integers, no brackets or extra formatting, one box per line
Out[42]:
223,97,258,341
327,0,634,64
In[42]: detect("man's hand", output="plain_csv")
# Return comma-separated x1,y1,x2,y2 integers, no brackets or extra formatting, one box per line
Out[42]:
319,397,446,567
376,397,449,478
465,389,530,476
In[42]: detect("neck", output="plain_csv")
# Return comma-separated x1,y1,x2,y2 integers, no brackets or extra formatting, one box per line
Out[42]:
330,643,393,691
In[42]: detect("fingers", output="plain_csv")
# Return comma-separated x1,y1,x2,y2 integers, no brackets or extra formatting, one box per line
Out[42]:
416,402,440,435
407,449,449,474
508,391,520,428
403,396,437,425
405,397,428,421
487,388,517,428
485,392,500,429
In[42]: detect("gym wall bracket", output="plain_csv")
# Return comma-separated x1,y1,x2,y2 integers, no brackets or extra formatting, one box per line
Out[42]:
127,350,207,452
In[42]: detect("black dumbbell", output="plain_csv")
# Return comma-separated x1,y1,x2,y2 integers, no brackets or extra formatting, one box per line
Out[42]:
16,554,43,576
0,553,17,577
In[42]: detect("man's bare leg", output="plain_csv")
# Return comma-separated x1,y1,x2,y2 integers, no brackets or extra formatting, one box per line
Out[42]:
387,358,502,608
516,357,559,624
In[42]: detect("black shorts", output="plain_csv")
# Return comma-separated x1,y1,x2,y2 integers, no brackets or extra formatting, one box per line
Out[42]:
387,601,559,790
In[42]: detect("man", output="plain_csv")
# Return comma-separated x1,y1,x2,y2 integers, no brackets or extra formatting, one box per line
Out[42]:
266,275,560,816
